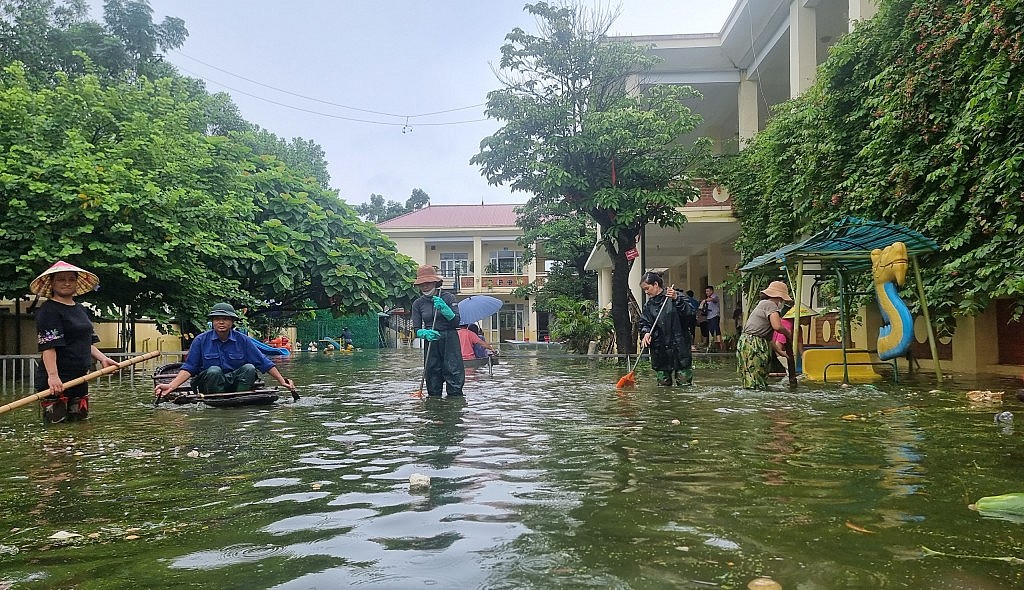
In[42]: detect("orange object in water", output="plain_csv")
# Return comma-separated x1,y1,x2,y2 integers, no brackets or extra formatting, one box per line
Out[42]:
615,369,637,389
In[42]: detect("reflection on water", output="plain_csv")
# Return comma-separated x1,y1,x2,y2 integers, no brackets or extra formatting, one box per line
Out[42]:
0,350,1022,589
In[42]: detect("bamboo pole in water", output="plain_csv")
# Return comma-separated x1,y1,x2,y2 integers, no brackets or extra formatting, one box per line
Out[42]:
0,350,161,416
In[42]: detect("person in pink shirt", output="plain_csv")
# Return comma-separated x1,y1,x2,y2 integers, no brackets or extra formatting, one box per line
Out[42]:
457,324,495,360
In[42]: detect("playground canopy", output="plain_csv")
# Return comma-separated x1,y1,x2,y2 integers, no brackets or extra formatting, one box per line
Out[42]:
739,216,938,274
738,216,941,383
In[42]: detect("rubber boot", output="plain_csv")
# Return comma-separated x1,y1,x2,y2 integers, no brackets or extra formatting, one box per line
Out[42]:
675,369,693,386
656,371,672,386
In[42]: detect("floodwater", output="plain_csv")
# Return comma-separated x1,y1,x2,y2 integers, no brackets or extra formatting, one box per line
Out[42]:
1,350,1022,589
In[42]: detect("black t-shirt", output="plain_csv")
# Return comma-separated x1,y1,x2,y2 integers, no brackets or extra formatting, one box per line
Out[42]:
36,300,100,374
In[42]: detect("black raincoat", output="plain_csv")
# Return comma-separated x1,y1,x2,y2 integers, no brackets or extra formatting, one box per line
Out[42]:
412,291,465,396
638,291,694,376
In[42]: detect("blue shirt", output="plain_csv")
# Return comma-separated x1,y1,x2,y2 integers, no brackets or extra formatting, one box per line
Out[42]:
181,329,275,375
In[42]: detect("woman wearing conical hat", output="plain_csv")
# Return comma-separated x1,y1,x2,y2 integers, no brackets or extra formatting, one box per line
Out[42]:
31,261,117,423
737,281,793,390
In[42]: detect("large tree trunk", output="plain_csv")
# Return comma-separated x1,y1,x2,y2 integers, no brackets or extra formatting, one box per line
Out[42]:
610,234,635,355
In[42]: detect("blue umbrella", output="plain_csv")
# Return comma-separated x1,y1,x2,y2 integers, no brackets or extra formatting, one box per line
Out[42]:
457,295,503,324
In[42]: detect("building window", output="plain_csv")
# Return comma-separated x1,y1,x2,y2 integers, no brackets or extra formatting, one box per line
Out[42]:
439,252,469,278
488,250,524,274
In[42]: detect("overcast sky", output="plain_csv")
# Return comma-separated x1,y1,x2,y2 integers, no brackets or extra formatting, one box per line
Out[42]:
141,1,734,206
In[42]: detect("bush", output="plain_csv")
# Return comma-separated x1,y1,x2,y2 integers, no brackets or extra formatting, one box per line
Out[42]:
548,297,614,353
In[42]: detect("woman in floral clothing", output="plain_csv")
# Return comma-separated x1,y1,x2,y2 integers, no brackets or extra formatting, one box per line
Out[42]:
31,261,117,423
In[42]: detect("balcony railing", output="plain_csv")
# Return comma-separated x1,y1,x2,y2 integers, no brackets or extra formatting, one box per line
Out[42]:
437,269,547,293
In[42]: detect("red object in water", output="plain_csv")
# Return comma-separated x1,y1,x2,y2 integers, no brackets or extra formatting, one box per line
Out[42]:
544,335,550,342
524,336,530,342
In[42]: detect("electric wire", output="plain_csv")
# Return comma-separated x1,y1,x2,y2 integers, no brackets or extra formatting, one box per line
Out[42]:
174,50,487,120
176,64,490,127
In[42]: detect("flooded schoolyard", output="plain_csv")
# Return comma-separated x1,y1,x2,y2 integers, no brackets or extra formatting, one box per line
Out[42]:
1,349,1022,589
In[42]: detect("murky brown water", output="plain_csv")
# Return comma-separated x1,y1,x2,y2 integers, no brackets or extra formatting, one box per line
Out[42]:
1,350,1022,589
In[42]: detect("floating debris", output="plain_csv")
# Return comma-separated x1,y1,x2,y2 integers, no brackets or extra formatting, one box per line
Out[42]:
409,473,431,489
48,531,81,540
747,577,782,590
966,390,1003,403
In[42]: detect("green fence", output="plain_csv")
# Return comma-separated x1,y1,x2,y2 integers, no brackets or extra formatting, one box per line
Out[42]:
295,311,383,349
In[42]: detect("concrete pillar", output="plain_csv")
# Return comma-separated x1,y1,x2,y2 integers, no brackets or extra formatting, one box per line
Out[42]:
686,255,702,293
790,0,818,97
706,243,726,289
473,237,483,292
849,0,878,25
599,267,613,310
738,73,760,145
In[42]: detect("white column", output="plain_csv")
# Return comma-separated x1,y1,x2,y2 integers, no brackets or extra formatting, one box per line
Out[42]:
790,0,817,97
686,255,701,292
738,73,760,145
706,243,726,290
849,0,878,25
473,237,483,293
599,268,613,310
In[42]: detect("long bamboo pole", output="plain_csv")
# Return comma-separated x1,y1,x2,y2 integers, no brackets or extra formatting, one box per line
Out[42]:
912,255,942,383
0,350,161,416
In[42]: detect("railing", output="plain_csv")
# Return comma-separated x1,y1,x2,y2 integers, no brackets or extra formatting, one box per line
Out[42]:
0,351,183,395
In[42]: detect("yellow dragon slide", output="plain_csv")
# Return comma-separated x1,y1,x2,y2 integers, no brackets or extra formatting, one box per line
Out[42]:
871,241,913,361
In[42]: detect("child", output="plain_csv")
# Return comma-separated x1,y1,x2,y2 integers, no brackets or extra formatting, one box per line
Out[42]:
637,272,695,386
411,265,465,396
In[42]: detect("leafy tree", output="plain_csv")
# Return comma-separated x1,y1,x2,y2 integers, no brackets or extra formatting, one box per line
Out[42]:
472,2,710,354
723,0,1024,335
227,133,420,324
355,193,405,223
0,0,184,82
356,188,430,222
406,187,429,211
515,197,596,301
102,0,185,78
0,65,256,330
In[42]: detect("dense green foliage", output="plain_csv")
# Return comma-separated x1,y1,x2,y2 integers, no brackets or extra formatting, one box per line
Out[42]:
547,295,613,353
355,187,430,223
474,2,710,353
725,0,1024,334
0,0,417,337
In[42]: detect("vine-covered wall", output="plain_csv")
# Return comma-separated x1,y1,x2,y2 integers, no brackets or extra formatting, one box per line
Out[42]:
724,0,1023,336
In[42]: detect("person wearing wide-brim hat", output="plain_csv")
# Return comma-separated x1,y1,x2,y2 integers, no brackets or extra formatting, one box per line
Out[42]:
737,281,794,390
410,265,465,396
31,261,117,423
154,302,297,399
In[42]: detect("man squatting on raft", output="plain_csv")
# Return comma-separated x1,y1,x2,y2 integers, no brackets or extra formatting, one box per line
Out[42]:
410,265,465,396
154,303,296,397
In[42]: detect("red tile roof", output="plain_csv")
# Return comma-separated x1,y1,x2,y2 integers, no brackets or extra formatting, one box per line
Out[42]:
377,204,523,229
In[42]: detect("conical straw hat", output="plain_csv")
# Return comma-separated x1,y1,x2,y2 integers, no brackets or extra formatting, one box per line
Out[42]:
783,304,818,319
30,261,99,298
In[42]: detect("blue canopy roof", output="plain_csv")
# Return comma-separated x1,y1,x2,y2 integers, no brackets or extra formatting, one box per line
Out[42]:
740,217,939,273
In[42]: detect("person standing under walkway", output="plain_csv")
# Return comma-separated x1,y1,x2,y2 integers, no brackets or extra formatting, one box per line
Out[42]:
702,285,723,352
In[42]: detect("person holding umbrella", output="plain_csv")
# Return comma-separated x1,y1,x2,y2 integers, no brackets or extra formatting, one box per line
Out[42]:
31,261,118,423
411,265,464,397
